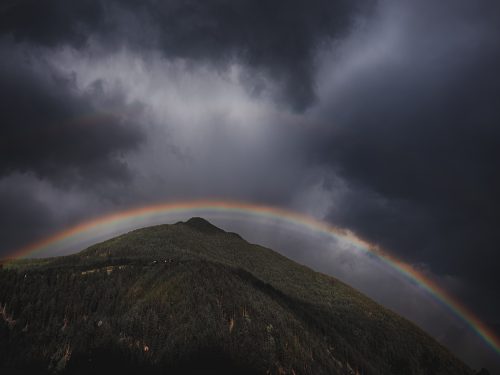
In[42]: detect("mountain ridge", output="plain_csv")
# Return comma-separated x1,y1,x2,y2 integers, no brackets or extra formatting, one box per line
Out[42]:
0,218,475,374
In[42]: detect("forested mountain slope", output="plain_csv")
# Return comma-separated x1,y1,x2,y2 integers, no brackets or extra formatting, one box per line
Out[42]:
0,218,473,375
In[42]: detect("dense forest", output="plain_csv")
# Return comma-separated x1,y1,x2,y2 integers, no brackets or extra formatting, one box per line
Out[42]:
0,218,475,374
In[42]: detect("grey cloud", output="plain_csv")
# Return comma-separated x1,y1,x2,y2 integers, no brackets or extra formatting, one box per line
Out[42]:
0,0,105,47
1,0,371,110
307,0,500,292
134,0,370,110
0,40,145,184
0,176,56,255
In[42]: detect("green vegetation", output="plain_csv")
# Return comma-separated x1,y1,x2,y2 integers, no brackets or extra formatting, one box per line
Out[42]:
0,218,473,374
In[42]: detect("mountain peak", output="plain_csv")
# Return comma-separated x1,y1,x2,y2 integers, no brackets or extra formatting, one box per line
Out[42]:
184,217,225,234
1,221,474,374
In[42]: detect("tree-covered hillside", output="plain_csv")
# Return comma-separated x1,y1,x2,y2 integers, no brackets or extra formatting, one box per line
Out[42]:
0,218,473,374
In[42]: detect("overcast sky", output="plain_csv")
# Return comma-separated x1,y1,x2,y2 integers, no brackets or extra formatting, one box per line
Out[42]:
1,0,499,371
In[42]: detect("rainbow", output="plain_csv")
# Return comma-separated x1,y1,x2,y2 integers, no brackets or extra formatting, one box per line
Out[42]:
4,199,500,356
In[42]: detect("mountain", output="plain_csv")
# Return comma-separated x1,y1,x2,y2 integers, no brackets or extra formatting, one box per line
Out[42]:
0,218,474,375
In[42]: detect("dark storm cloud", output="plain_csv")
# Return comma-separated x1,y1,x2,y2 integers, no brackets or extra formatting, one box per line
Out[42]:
309,0,500,298
0,41,144,183
0,0,105,47
127,0,370,110
0,177,55,254
0,0,370,110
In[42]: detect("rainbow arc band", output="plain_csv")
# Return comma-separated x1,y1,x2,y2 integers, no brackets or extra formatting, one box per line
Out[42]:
4,199,500,356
